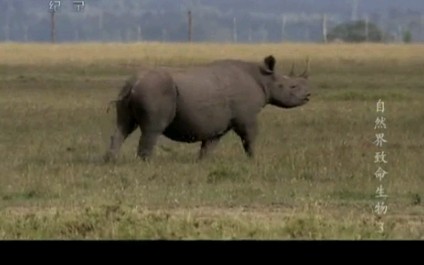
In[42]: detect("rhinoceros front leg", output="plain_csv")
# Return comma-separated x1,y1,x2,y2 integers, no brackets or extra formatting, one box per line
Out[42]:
198,137,221,160
233,121,258,158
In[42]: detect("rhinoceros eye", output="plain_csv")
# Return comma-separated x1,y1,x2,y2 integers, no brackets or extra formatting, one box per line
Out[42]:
278,84,283,88
290,85,297,89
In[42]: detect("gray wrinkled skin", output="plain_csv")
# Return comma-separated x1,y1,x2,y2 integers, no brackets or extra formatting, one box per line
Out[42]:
104,55,311,161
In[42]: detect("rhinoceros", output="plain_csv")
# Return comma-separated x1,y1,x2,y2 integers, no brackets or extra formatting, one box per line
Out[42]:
104,55,310,161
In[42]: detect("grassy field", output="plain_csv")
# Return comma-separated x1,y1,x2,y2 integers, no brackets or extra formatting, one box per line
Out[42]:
0,42,423,239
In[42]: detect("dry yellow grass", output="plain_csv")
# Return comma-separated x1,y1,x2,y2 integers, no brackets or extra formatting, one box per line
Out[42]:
1,42,424,66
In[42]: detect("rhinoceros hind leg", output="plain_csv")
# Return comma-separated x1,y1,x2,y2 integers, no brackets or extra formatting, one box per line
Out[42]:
104,105,137,162
137,130,161,160
104,125,137,162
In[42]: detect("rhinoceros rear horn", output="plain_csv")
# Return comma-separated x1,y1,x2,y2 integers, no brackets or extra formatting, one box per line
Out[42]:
263,55,276,73
289,63,296,77
300,57,310,79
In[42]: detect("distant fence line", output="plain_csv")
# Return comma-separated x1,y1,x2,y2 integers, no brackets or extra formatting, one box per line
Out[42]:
2,5,423,43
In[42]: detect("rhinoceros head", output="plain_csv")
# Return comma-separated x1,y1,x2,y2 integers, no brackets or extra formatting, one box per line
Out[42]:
260,55,311,108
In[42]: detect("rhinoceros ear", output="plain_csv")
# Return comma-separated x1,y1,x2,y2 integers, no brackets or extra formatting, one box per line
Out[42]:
264,55,276,73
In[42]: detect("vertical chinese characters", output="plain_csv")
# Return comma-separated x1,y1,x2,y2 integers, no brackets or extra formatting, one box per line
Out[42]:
374,99,388,233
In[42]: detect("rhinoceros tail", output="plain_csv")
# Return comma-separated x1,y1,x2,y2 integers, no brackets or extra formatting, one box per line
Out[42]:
106,79,134,113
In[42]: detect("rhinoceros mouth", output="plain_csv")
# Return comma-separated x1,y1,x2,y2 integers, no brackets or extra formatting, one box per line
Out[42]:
304,93,311,102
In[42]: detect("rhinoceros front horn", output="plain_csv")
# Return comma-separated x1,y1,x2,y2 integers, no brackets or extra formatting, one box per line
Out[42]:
300,57,310,79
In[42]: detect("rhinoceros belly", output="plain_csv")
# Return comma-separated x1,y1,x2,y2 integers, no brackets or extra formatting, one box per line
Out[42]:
162,104,233,143
162,70,236,142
